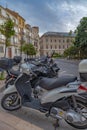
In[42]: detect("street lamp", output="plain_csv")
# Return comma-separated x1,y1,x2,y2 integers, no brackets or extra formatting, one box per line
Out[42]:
20,29,24,58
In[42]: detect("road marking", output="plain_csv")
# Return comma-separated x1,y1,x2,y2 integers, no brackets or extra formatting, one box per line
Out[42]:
59,71,74,76
59,71,66,75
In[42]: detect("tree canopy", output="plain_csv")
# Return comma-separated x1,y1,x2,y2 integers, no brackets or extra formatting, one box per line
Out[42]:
22,43,36,56
0,18,15,57
64,17,87,59
74,17,87,58
63,45,78,59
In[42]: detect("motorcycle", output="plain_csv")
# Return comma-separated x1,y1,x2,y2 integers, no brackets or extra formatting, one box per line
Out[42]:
4,56,60,88
0,56,21,88
1,61,87,129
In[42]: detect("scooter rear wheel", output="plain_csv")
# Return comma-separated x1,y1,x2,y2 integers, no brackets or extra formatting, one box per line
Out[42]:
1,92,21,111
66,100,87,129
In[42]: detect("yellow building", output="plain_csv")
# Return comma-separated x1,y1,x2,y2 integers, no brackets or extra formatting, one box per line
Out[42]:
0,6,19,58
6,8,25,46
31,27,40,57
0,6,40,58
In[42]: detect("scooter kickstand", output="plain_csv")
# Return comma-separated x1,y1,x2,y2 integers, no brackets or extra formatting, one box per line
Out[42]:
53,119,59,130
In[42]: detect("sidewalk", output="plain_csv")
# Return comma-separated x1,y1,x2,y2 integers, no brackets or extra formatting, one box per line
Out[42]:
0,110,43,130
0,81,43,130
0,80,5,92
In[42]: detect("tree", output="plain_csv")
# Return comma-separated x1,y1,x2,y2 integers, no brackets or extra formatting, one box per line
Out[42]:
52,52,62,58
74,17,87,58
63,45,78,59
0,18,15,57
22,43,36,56
69,30,73,36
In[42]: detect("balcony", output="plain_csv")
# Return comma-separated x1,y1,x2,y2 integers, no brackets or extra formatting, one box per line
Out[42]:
0,38,5,44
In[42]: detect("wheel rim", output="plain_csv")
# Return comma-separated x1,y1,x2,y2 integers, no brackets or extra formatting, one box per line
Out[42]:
69,102,87,126
3,93,20,109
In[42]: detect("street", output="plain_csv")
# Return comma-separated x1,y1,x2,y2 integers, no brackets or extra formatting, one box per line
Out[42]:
55,59,79,77
0,59,86,130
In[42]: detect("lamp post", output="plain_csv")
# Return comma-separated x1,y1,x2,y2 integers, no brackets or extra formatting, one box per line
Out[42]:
20,29,24,58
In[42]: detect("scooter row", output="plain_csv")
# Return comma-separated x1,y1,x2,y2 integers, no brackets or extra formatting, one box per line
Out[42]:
1,57,87,129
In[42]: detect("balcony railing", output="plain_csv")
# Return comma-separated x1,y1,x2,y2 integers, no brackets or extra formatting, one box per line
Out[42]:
0,38,5,43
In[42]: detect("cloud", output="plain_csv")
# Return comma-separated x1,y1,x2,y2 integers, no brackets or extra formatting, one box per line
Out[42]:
0,0,87,35
45,0,87,33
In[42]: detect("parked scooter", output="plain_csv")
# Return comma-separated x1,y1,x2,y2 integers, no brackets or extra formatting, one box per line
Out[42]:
1,59,87,129
4,56,60,88
0,56,22,88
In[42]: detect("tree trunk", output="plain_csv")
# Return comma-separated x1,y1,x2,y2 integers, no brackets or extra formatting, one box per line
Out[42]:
4,45,7,57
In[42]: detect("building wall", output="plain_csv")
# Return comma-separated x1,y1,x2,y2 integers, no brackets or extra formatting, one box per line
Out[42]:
31,27,40,57
0,6,40,58
40,33,75,56
0,6,20,58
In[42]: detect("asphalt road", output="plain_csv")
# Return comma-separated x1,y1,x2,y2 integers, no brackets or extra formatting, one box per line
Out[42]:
55,59,79,77
0,59,86,130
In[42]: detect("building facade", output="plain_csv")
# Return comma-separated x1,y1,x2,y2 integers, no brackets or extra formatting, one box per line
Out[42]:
6,8,25,57
40,32,75,56
0,6,20,58
0,6,40,58
31,27,40,57
24,24,31,44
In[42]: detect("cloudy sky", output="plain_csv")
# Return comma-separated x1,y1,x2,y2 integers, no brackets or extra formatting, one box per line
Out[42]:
0,0,87,35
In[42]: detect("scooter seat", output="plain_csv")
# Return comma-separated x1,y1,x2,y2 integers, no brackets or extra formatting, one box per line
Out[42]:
9,69,21,77
39,75,77,90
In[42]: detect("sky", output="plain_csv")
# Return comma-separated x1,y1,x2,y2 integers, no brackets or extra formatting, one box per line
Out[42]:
0,0,87,36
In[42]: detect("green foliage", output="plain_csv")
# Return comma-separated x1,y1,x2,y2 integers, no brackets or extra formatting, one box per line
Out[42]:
52,53,62,58
74,17,87,58
63,45,79,59
22,43,36,56
0,18,15,46
0,71,5,80
0,18,15,57
69,30,73,36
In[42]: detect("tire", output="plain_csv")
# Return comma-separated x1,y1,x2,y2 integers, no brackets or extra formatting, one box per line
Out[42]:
66,100,87,129
1,92,21,111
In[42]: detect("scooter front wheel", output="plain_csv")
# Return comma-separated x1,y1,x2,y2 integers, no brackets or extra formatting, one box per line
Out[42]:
1,92,21,111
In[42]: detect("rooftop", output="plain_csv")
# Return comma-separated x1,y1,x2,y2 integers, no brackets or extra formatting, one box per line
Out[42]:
42,32,75,37
6,8,25,21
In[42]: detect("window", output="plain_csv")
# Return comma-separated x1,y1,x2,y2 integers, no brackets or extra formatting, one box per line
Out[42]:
46,38,48,42
67,39,70,43
41,45,43,49
63,40,65,43
51,39,52,42
34,42,37,47
50,45,52,49
63,45,65,49
6,13,10,18
46,45,48,49
15,48,17,54
13,18,16,24
59,45,61,49
59,39,61,43
0,46,4,53
55,39,56,42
